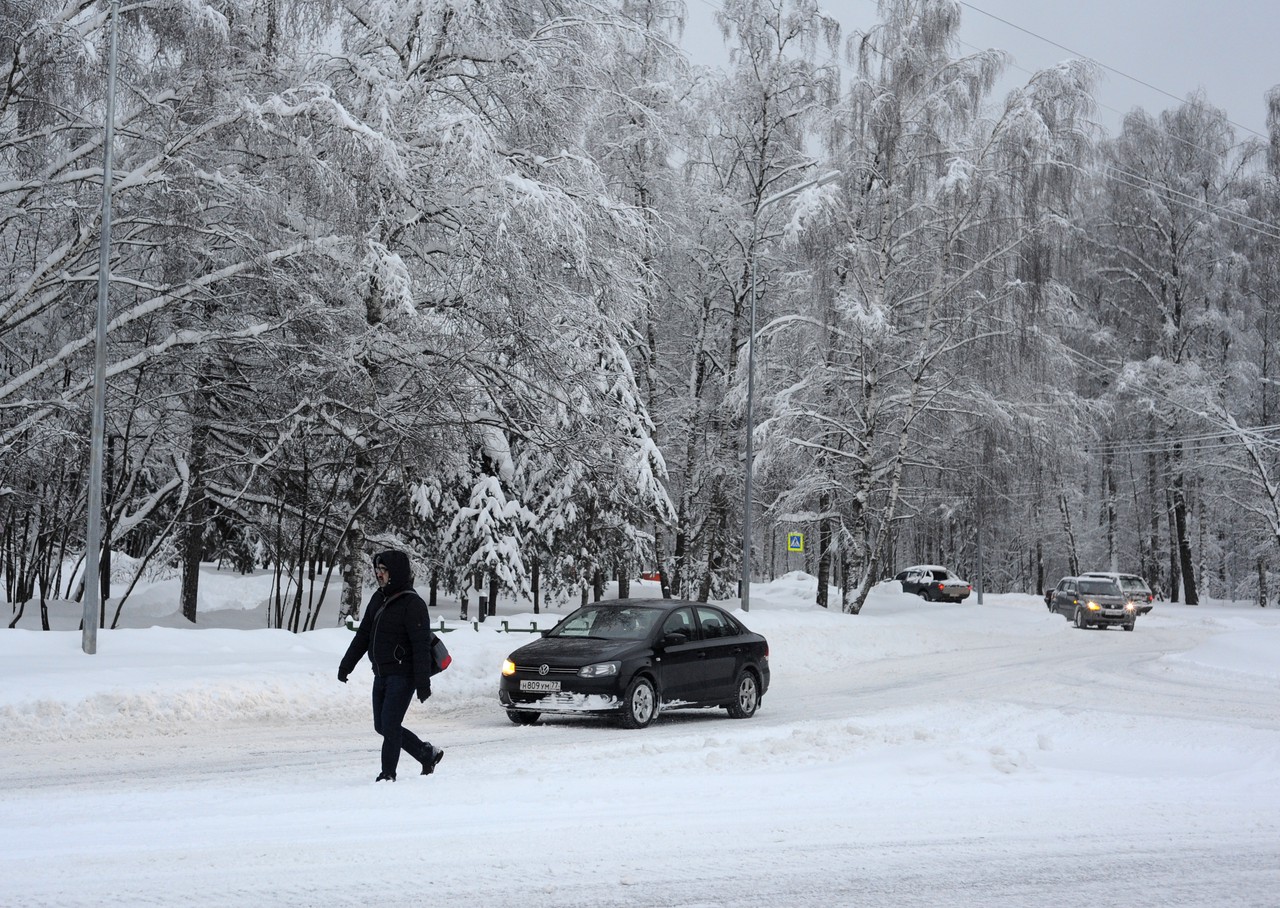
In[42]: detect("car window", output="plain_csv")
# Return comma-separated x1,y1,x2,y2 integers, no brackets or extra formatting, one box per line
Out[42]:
661,607,696,641
695,606,735,639
1078,580,1120,596
553,606,661,640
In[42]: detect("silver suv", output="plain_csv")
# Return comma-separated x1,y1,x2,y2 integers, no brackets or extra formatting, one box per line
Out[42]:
1080,572,1155,614
1048,576,1139,631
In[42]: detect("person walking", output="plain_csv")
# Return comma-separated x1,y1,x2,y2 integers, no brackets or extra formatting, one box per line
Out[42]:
338,550,445,781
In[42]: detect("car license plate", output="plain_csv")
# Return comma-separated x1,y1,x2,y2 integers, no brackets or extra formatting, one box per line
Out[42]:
1104,610,1122,617
520,679,561,692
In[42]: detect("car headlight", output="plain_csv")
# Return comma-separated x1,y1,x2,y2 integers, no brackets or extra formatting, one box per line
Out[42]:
1125,601,1137,611
578,661,620,678
1086,600,1101,610
501,659,517,676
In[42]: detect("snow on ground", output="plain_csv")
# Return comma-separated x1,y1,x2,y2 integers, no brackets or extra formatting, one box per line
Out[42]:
3,568,1279,907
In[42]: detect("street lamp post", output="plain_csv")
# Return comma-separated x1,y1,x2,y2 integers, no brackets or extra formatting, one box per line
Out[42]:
741,170,841,612
83,0,121,654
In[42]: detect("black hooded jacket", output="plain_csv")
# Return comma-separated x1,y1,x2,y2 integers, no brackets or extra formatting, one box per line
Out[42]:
339,550,433,697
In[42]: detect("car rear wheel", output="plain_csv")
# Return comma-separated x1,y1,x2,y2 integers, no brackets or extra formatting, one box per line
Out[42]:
726,670,760,719
506,709,540,726
618,676,658,729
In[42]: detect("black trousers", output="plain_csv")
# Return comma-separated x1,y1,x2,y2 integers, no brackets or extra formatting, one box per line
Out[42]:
371,674,431,777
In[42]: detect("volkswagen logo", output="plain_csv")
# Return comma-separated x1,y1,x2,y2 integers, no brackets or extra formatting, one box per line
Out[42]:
538,664,550,675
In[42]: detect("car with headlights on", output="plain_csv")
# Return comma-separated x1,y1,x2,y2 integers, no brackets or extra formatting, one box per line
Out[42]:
1047,576,1138,630
894,564,972,602
498,599,770,729
1080,571,1156,614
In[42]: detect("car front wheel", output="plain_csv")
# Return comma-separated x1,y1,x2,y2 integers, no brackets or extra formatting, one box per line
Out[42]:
726,670,760,719
506,709,540,726
619,676,658,729
1073,608,1088,629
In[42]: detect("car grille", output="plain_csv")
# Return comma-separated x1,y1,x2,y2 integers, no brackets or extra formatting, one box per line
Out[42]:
512,663,580,675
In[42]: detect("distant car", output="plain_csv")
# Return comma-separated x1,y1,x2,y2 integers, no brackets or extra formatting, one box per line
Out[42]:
498,599,770,729
1047,576,1138,630
894,565,972,602
1080,571,1155,614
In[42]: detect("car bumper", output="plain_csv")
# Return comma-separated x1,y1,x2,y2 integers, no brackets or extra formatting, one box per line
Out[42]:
1085,609,1138,625
500,688,623,713
499,675,627,714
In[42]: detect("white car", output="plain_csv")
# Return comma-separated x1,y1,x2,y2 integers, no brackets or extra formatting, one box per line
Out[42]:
894,565,972,602
1079,572,1155,614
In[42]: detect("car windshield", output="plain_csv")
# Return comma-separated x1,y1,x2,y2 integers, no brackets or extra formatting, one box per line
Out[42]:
549,606,663,641
1078,580,1121,596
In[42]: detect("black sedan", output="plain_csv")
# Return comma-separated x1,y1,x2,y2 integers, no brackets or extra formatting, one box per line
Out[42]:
499,599,770,729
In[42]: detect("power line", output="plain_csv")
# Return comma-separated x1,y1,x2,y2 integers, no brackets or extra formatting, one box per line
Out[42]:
1100,165,1280,245
692,0,1270,158
687,0,1280,240
955,0,1268,142
1055,344,1280,454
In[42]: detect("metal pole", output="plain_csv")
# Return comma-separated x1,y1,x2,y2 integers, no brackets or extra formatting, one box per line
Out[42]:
83,0,121,655
742,223,759,612
739,170,841,612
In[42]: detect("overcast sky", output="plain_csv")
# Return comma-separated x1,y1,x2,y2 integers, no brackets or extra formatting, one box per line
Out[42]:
682,0,1278,140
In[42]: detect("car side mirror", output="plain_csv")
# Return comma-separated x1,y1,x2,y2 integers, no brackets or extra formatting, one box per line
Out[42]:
662,631,689,647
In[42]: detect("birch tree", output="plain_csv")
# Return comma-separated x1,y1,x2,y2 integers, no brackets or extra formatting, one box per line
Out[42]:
759,0,1094,611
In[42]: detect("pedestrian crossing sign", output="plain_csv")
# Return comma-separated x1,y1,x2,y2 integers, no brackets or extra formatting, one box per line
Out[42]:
787,532,804,553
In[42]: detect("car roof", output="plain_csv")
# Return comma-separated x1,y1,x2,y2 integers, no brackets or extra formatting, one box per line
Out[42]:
582,598,726,612
902,564,951,572
1081,572,1147,582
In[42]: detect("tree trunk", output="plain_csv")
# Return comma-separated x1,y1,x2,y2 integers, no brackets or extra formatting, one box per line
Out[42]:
337,446,371,625
1167,486,1181,603
1103,450,1117,571
1058,490,1079,577
179,391,211,625
1172,474,1198,604
816,492,831,609
531,559,540,613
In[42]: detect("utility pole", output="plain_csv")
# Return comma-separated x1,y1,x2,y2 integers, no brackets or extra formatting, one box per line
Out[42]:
83,0,121,654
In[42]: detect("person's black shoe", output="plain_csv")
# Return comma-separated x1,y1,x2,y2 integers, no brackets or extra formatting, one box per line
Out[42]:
376,772,396,782
421,747,445,776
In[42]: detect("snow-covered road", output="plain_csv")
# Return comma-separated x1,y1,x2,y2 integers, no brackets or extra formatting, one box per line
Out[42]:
3,587,1278,907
